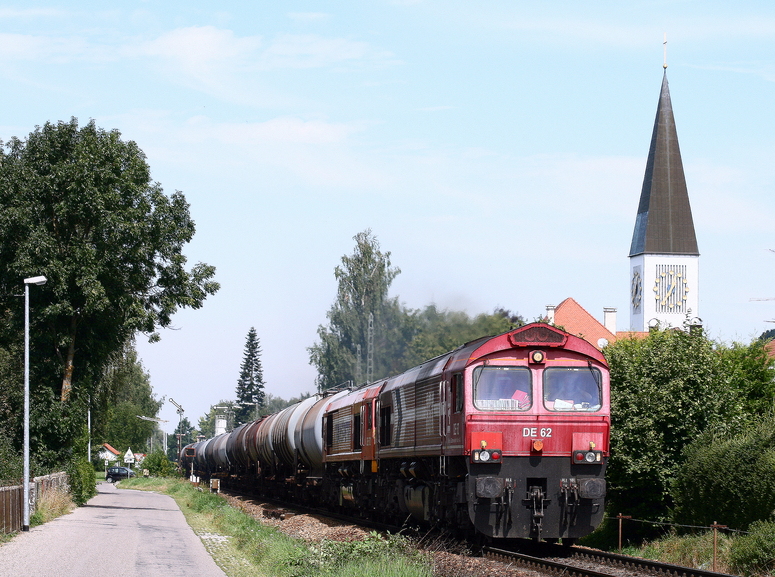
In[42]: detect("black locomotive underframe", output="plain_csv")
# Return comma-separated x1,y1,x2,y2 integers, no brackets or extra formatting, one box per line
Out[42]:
214,454,605,542
466,455,607,540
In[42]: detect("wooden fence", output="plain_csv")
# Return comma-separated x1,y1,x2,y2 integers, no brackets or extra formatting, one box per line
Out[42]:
0,472,69,533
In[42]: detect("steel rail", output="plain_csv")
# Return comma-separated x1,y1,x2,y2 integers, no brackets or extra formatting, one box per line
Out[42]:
484,544,741,577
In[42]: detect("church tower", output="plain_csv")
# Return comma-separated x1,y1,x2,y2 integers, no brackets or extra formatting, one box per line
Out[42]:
629,69,699,331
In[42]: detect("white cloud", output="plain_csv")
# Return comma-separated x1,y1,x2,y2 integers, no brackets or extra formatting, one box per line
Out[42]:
260,33,381,70
0,33,91,62
133,26,262,74
0,8,63,18
127,26,398,105
134,26,392,72
695,62,775,83
473,10,775,49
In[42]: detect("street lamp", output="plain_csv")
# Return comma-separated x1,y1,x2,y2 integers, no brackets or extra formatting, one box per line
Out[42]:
23,274,46,532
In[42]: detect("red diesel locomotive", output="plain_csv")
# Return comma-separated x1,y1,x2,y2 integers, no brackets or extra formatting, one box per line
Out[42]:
183,323,609,543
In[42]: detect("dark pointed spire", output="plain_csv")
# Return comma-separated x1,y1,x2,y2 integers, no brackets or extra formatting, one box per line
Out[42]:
629,71,699,256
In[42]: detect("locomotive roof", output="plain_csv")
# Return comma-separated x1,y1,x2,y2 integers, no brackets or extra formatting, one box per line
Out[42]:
373,323,606,394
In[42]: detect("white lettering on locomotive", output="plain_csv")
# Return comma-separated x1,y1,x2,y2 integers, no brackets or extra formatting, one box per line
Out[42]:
523,427,553,438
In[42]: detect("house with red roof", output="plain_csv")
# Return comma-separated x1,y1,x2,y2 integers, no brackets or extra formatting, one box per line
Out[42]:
546,298,648,351
97,443,121,465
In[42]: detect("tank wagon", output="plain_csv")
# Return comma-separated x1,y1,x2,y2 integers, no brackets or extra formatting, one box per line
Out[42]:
182,323,610,542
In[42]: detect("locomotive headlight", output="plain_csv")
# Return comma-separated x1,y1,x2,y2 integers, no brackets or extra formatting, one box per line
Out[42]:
573,450,602,464
472,449,502,463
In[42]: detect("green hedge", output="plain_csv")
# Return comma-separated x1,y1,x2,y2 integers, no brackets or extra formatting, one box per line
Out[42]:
672,414,775,530
66,456,96,506
141,450,175,477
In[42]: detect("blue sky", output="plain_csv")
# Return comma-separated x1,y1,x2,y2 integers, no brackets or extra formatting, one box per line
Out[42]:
3,2,774,432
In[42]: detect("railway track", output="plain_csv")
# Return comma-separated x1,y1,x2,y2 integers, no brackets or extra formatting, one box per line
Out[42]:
219,485,740,577
484,543,741,577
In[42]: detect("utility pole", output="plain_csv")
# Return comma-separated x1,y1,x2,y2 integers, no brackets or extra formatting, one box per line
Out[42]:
366,312,374,384
169,398,185,459
136,415,169,455
355,344,362,385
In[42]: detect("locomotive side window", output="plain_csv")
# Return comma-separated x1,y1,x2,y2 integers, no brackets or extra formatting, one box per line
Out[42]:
379,406,392,446
451,373,464,413
543,367,602,411
472,366,531,411
353,411,362,450
325,415,334,448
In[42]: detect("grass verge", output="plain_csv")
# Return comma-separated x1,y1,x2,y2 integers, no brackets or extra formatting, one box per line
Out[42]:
30,488,75,527
121,477,432,577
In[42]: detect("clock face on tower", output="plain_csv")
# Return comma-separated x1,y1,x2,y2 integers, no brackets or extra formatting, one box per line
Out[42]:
653,265,689,313
631,271,642,310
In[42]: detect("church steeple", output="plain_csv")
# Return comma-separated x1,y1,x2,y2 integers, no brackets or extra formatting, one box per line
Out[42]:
629,71,698,257
629,70,700,331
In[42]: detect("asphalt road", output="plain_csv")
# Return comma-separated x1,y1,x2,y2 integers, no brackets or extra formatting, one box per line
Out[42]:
0,482,226,577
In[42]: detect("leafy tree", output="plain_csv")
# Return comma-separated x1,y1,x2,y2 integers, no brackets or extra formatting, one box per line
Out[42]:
400,305,524,367
234,327,265,425
672,413,775,531
197,400,239,438
0,339,22,476
308,229,404,390
717,339,775,417
0,117,219,405
260,392,313,417
603,327,748,537
98,344,162,454
758,328,775,341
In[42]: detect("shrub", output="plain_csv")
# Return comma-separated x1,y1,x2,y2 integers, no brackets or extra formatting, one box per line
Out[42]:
141,450,174,477
729,520,775,576
0,434,22,484
66,456,96,506
672,414,775,530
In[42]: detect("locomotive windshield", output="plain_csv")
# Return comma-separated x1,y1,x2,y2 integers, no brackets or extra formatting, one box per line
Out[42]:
472,366,531,411
543,367,602,411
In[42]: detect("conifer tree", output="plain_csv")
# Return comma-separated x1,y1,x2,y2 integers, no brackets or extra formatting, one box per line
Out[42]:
235,328,265,425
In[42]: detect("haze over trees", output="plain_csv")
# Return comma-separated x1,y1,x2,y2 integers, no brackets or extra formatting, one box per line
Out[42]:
308,229,406,390
309,230,525,390
0,117,218,476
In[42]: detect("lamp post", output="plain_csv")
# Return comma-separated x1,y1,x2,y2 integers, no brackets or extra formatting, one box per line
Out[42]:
23,275,47,532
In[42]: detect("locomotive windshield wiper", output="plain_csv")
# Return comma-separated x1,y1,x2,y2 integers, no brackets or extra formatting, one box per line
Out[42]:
587,360,601,388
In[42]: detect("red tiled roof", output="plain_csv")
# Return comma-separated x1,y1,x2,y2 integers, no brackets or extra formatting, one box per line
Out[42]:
553,298,616,350
102,443,121,455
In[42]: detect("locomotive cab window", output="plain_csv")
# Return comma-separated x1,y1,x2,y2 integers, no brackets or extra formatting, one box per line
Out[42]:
543,367,602,411
473,366,531,411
